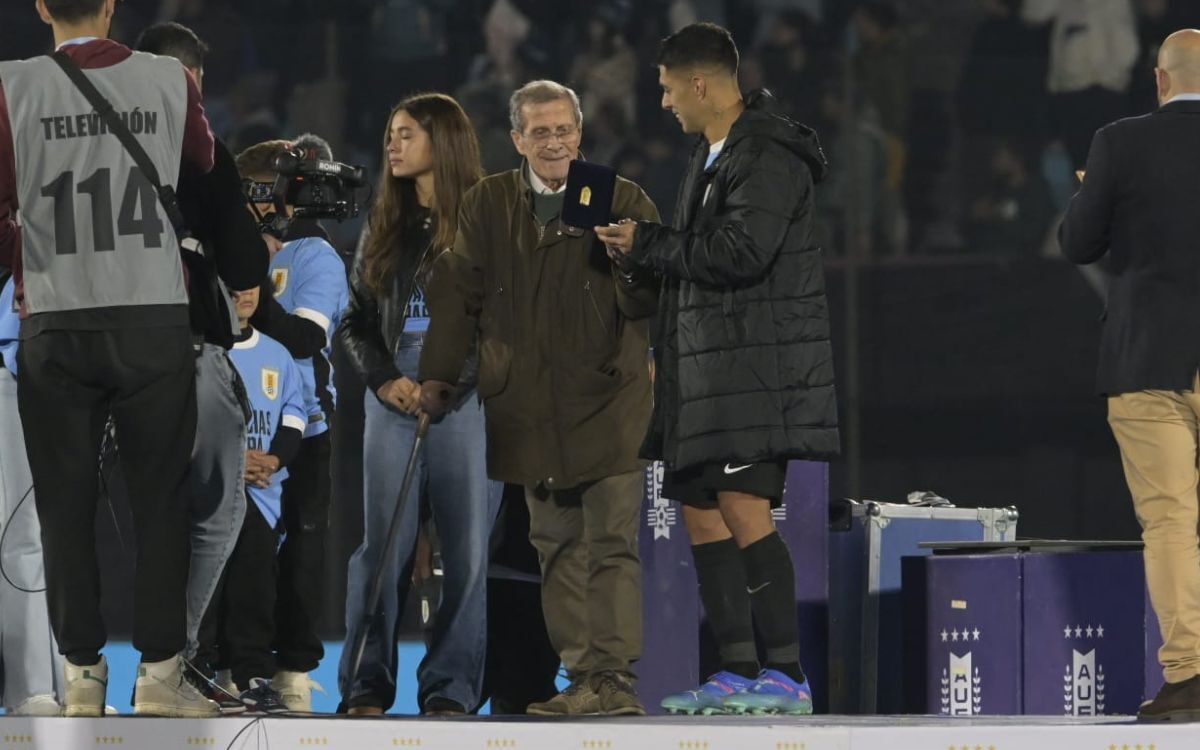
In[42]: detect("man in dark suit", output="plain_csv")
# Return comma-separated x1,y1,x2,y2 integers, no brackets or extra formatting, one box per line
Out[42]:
1061,28,1200,724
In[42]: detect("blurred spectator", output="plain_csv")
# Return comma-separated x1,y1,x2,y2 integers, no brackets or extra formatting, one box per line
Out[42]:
853,2,910,140
963,139,1055,255
814,83,889,257
456,0,534,171
172,0,259,98
1021,0,1139,170
668,0,726,31
957,0,1050,221
852,2,910,203
359,1,454,142
480,0,533,87
616,130,689,224
581,101,633,167
958,0,1050,156
458,88,522,175
569,7,637,126
226,71,284,153
749,10,827,124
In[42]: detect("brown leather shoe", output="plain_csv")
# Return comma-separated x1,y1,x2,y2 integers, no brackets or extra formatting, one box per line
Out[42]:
591,670,646,717
1139,675,1200,722
526,678,601,716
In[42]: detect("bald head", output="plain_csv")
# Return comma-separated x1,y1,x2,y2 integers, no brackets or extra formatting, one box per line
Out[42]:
1157,29,1200,103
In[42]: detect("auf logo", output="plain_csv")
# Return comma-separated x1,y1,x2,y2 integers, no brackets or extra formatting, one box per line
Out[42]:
941,651,982,716
644,461,677,540
1063,649,1106,716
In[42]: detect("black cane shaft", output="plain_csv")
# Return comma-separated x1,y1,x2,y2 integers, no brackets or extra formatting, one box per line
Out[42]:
346,411,432,694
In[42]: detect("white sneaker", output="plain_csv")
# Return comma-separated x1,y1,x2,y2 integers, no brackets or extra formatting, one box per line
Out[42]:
8,694,61,716
271,670,325,713
133,654,220,718
64,657,108,717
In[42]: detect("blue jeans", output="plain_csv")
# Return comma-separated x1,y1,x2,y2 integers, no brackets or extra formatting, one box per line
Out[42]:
185,344,248,659
0,369,62,707
339,339,500,711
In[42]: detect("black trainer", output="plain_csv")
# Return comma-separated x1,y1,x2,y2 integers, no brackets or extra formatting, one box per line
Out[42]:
239,678,290,715
422,696,467,716
1139,674,1200,722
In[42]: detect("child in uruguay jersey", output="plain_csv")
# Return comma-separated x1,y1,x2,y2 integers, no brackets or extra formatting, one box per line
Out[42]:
195,285,307,714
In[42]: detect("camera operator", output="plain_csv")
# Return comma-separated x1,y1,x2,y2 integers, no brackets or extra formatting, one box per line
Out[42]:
285,133,336,244
133,22,271,687
236,139,352,711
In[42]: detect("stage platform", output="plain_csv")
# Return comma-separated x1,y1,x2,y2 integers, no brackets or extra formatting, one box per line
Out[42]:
0,714,1193,750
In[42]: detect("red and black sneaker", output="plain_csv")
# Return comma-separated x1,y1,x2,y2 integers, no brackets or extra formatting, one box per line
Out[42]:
239,678,290,715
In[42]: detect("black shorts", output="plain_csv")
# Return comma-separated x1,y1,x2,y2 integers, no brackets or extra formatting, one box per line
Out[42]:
661,460,788,509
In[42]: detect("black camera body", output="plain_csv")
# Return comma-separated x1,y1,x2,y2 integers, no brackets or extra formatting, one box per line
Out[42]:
247,146,368,238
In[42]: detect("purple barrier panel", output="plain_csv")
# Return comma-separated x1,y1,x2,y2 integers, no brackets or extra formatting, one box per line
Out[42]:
635,461,699,713
1145,581,1164,702
924,554,1023,715
1022,551,1145,716
777,460,830,712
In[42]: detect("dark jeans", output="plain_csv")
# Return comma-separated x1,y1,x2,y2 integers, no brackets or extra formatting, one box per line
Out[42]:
481,577,560,714
273,431,331,672
196,505,281,687
17,325,196,663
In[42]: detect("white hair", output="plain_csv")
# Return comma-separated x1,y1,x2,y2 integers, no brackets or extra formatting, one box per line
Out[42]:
509,80,583,134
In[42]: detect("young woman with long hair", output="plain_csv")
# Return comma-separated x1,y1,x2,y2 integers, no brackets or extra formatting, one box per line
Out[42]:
337,93,501,715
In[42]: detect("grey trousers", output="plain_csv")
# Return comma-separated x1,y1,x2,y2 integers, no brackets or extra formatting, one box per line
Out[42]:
0,368,62,707
185,344,249,658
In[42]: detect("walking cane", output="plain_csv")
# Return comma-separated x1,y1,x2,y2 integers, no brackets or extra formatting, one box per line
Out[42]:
345,407,433,697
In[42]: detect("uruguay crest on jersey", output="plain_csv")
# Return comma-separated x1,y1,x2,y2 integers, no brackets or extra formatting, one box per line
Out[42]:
271,267,289,296
262,368,280,400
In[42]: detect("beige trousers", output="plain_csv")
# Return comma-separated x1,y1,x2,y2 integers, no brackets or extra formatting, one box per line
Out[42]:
1109,380,1200,683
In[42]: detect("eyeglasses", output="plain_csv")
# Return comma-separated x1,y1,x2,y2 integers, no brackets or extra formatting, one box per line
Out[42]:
524,123,580,146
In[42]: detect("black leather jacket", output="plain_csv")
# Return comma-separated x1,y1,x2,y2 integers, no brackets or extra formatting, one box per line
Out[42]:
338,216,478,404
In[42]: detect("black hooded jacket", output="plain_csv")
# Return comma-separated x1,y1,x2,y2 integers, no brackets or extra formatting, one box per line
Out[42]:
630,90,840,471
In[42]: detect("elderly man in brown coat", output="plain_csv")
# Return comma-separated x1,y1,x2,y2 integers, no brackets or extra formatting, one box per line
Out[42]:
419,80,659,716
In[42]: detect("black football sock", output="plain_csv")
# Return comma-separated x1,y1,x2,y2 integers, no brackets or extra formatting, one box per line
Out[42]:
692,538,759,679
741,532,806,684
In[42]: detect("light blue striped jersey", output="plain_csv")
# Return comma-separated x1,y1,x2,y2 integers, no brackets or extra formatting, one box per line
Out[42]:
268,236,349,437
228,328,306,528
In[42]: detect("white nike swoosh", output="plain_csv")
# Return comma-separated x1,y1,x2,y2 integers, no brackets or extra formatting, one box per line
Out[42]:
747,582,772,594
724,464,753,474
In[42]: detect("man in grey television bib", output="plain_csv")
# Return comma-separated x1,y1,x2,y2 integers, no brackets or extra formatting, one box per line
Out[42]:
0,0,221,718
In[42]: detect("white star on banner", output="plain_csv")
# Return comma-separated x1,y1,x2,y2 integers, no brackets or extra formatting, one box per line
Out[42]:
952,629,960,642
1075,626,1083,638
1097,625,1105,638
973,628,981,641
1086,625,1094,638
941,630,948,642
1064,626,1072,639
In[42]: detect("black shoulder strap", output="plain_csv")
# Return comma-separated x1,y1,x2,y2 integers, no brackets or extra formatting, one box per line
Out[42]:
50,49,187,235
